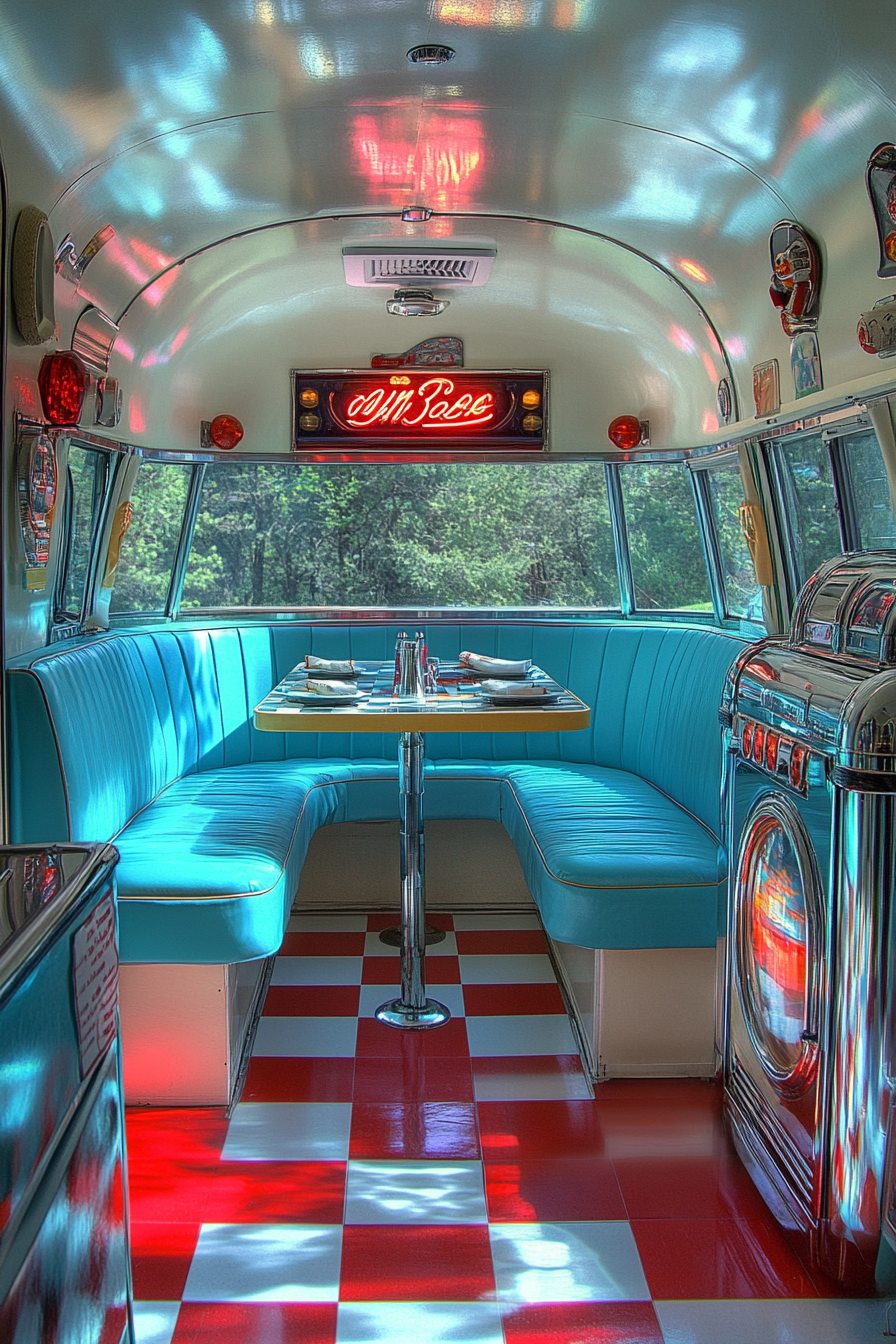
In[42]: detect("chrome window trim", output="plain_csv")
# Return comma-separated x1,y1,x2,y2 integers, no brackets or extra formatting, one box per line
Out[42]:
690,467,727,625
604,461,634,617
165,462,206,621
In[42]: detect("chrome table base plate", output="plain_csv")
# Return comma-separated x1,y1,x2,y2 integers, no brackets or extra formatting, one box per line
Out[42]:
374,997,452,1030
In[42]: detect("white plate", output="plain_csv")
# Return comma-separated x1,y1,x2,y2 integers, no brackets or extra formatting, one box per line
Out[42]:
287,690,367,707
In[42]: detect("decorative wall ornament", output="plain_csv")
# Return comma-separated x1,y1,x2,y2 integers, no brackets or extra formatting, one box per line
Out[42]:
866,144,896,277
858,295,896,357
791,330,823,398
717,377,734,425
17,427,57,590
752,359,780,417
371,336,464,368
768,220,822,335
12,206,56,345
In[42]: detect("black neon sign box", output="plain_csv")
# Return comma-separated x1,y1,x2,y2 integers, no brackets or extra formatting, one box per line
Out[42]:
292,370,547,457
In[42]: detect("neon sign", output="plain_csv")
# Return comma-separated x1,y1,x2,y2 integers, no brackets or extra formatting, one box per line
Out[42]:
292,370,547,456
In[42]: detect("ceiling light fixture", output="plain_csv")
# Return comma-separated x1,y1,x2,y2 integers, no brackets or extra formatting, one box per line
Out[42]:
407,44,455,64
386,288,449,317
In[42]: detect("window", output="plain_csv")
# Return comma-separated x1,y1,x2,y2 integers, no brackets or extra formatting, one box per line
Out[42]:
840,429,896,550
618,462,712,613
55,445,108,623
770,434,841,590
181,462,618,610
701,460,763,620
110,463,193,615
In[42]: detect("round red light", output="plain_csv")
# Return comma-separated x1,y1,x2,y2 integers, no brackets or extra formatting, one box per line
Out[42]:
607,415,642,450
857,319,876,354
210,414,244,450
37,350,88,426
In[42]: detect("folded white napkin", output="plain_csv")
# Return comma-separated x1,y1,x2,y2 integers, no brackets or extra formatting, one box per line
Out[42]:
480,679,547,696
305,655,354,674
303,679,358,696
459,651,532,676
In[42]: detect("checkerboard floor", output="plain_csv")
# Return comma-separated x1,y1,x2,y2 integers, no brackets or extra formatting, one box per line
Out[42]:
129,912,887,1344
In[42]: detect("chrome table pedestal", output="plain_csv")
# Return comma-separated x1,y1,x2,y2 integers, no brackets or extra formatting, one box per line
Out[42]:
375,731,450,1030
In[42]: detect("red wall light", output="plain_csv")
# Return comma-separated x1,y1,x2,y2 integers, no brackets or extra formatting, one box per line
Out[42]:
37,350,88,426
210,414,244,449
607,415,642,450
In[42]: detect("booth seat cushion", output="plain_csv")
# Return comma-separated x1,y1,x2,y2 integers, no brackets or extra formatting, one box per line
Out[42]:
500,762,726,949
114,759,397,963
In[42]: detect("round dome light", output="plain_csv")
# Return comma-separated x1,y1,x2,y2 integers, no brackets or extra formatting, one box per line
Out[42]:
37,350,88,426
607,415,642,450
210,414,244,450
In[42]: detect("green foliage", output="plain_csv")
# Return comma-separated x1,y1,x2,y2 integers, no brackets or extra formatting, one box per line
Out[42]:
180,462,620,609
621,464,712,611
111,464,191,614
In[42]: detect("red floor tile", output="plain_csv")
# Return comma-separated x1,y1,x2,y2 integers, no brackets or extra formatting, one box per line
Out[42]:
202,1161,346,1222
127,1163,213,1224
501,1301,665,1343
349,1103,480,1159
485,1157,625,1221
172,1303,337,1343
463,982,566,1016
263,985,360,1017
355,1015,470,1058
241,1057,354,1103
280,931,367,956
478,1100,605,1159
367,912,454,932
339,1224,495,1300
352,1054,474,1103
129,1222,200,1299
362,955,461,984
614,1153,769,1220
455,930,549,955
125,1108,228,1169
593,1077,723,1114
631,1216,819,1299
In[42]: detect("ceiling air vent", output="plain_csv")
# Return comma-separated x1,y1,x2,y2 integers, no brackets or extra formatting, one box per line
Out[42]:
342,246,496,288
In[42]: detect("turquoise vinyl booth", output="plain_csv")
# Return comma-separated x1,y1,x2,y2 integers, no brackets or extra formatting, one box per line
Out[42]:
7,619,744,1098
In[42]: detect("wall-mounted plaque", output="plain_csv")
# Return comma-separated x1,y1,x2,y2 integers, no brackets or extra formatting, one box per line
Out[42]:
292,370,547,457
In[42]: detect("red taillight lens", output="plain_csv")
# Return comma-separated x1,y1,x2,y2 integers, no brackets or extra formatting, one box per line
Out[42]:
753,725,765,763
742,721,753,758
210,414,244,449
607,415,642,450
790,744,807,789
857,319,876,354
765,731,779,774
37,351,88,426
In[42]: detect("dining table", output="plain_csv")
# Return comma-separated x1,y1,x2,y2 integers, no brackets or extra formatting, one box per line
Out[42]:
254,658,590,1030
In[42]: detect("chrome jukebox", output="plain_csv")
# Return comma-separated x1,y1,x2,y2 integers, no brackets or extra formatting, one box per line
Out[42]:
721,551,896,1288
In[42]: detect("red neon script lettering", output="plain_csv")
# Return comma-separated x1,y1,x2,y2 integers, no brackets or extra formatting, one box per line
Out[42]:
345,378,495,430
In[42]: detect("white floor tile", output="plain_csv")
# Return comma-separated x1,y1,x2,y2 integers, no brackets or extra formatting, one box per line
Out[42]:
473,1068,592,1102
253,1015,358,1057
364,931,458,957
131,1302,180,1344
467,1014,578,1057
336,1301,504,1343
344,1159,487,1225
223,1102,352,1161
453,913,541,931
459,954,555,984
272,955,363,985
489,1222,650,1304
183,1223,342,1302
655,1298,894,1344
358,984,466,1019
288,914,369,932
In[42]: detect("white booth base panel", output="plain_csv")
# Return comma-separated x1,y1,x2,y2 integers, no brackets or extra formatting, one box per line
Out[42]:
118,958,268,1105
548,940,717,1080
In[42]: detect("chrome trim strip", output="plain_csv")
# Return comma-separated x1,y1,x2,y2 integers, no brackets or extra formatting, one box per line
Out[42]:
165,462,206,620
604,462,634,617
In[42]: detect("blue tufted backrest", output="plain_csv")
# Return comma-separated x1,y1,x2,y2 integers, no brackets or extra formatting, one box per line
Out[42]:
7,620,744,844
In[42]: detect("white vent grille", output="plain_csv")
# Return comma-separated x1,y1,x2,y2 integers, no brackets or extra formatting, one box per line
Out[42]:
343,247,495,288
